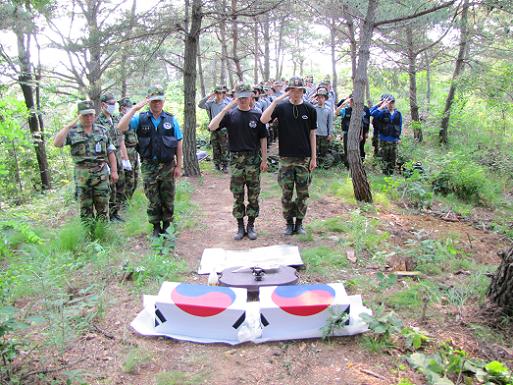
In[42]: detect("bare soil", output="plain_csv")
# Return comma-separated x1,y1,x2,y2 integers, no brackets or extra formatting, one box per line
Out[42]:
44,169,511,385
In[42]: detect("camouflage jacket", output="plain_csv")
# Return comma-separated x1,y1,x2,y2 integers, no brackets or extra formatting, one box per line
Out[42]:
96,113,123,151
66,123,115,166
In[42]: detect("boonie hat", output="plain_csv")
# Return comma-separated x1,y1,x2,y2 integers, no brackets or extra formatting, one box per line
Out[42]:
235,83,253,98
147,85,165,101
118,97,134,108
77,100,95,115
285,76,306,92
213,86,224,93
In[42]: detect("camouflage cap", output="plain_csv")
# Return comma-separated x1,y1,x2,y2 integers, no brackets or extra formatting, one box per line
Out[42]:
285,76,306,92
213,86,224,93
118,97,134,108
316,87,329,97
100,93,115,103
77,100,95,115
147,85,165,101
235,83,253,98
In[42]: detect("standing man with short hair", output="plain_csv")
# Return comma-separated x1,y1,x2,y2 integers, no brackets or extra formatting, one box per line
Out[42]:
118,86,183,237
261,76,317,236
314,87,333,168
198,86,230,173
209,84,268,241
119,97,139,200
54,101,118,224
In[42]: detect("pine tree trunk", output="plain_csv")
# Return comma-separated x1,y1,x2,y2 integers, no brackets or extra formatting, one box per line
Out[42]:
344,6,357,90
488,246,513,316
120,0,137,98
440,0,469,144
182,0,202,177
231,0,243,82
425,50,431,113
198,51,206,98
329,19,338,101
407,26,422,143
16,29,51,190
347,0,377,203
263,14,270,81
253,18,259,84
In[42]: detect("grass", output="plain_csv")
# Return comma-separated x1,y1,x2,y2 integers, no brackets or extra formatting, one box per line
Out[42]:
386,281,439,313
155,370,207,385
301,246,349,276
121,347,153,374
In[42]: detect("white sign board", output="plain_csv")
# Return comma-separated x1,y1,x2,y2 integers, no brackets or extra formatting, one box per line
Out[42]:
198,245,304,274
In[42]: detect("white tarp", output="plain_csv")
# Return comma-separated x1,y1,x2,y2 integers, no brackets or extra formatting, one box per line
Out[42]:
197,245,304,274
130,282,371,345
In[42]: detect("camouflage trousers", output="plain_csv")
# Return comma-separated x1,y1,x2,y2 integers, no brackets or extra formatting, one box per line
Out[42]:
109,156,126,216
316,135,332,169
211,128,230,168
380,140,398,176
372,128,380,157
141,160,176,224
278,157,312,220
76,164,111,222
124,147,140,200
230,152,261,219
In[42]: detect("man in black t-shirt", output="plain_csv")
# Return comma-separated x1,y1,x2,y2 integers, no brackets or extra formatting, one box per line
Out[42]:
209,83,268,241
261,76,317,235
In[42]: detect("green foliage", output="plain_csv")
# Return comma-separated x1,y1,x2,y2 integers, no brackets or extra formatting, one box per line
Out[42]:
401,327,430,351
321,308,350,339
386,281,438,312
407,343,513,385
432,152,498,205
155,370,206,385
0,219,43,258
301,246,348,275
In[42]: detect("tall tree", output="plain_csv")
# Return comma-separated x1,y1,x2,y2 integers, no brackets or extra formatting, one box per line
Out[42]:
440,0,470,144
0,1,52,190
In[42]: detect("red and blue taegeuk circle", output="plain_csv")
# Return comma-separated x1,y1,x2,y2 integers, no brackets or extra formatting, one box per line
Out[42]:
271,284,336,316
171,284,236,317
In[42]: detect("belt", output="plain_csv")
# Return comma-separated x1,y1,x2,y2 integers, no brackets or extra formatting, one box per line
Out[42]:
76,161,105,172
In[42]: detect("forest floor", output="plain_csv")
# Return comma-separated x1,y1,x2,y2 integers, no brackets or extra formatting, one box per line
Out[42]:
5,146,513,385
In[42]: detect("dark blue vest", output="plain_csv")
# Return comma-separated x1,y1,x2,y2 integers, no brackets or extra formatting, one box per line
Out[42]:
342,106,371,133
136,111,178,163
380,110,402,138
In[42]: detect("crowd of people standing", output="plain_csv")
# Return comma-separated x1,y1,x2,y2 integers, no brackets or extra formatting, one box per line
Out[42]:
54,76,402,241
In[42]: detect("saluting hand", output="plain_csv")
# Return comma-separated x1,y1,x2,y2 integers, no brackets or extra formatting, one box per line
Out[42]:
275,91,290,102
133,98,149,111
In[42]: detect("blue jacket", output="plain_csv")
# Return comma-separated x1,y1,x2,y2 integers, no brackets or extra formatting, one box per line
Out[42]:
370,107,402,142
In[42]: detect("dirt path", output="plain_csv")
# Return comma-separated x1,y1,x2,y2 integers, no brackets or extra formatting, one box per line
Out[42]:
62,169,508,385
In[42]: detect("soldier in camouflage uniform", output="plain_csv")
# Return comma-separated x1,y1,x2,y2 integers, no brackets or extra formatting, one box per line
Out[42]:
208,84,268,241
198,86,230,173
96,93,128,221
118,86,183,237
261,76,317,236
54,100,118,223
119,98,139,200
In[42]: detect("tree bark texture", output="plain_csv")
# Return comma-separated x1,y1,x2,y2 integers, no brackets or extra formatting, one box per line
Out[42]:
406,25,422,143
231,0,243,82
182,0,202,176
16,28,51,190
344,6,357,90
488,246,513,316
262,14,270,81
425,50,431,113
120,0,137,98
347,0,377,203
254,18,259,83
440,0,469,144
198,51,206,98
329,19,338,101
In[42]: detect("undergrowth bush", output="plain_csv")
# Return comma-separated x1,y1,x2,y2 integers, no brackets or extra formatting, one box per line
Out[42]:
431,152,498,205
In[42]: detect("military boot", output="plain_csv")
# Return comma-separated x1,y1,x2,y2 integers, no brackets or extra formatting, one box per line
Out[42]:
246,217,257,240
234,218,245,240
284,218,294,236
294,218,306,235
152,222,162,238
161,221,170,234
